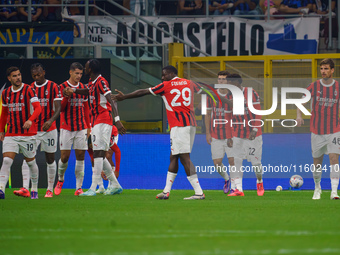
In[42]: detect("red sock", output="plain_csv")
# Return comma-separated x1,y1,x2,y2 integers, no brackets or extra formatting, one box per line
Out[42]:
111,144,121,172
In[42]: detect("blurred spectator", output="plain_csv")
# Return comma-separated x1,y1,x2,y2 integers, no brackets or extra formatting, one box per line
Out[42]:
233,0,263,19
156,0,178,15
18,0,44,21
43,0,62,21
209,0,234,15
0,0,18,21
313,0,336,16
178,0,203,15
67,0,98,15
123,0,156,15
278,0,313,15
261,0,279,19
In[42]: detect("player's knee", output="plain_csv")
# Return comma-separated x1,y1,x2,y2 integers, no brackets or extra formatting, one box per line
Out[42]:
61,155,70,163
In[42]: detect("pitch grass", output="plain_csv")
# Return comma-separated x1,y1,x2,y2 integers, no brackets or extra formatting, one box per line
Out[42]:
1,189,340,255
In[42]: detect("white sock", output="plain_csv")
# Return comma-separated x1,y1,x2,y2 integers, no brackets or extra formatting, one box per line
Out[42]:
253,164,263,183
22,160,30,190
216,164,229,181
0,157,13,192
234,157,243,191
229,164,236,190
313,167,322,190
97,176,104,188
103,158,121,188
330,164,340,193
90,158,103,191
75,160,84,190
47,161,56,191
187,174,203,195
58,159,68,182
27,160,39,192
163,172,177,193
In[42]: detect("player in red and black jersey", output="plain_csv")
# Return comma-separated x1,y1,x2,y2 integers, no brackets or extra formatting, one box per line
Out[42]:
14,63,62,198
297,58,340,200
54,62,91,197
113,65,205,200
64,59,125,197
205,71,233,194
223,73,264,197
0,66,41,199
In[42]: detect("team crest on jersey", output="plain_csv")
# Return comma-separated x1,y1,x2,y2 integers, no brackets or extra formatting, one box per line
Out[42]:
20,94,24,100
45,90,48,96
335,90,338,96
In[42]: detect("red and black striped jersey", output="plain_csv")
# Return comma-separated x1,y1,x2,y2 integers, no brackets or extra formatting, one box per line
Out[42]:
88,75,112,126
149,77,201,130
59,80,89,131
31,80,61,132
307,79,340,135
1,83,39,136
207,92,232,139
228,87,262,138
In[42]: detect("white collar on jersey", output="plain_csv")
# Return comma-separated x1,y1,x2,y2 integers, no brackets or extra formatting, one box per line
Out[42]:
171,76,179,80
34,80,49,87
11,83,24,92
217,90,227,97
320,79,335,87
92,74,102,84
67,80,79,88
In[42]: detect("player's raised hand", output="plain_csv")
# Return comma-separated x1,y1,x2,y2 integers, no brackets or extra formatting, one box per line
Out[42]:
115,121,126,135
113,89,125,101
296,117,304,127
63,87,74,97
23,120,32,129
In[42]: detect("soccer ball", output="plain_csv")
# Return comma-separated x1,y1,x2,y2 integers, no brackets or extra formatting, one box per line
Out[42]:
289,175,303,188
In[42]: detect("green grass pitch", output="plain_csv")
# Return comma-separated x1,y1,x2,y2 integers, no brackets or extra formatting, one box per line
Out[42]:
1,189,340,255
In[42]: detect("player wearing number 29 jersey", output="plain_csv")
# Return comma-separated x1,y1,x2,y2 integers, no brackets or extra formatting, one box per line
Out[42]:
114,65,205,200
149,77,201,129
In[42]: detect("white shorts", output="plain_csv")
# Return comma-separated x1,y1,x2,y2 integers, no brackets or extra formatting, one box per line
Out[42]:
60,129,88,150
311,132,340,158
170,126,196,155
110,135,119,147
36,129,58,153
232,135,262,165
92,123,112,151
3,136,37,158
211,138,234,160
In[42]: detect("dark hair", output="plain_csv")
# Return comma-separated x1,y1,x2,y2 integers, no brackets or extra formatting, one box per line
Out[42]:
6,66,19,77
70,62,83,71
320,58,335,69
227,73,242,85
31,63,45,71
218,70,229,76
88,59,101,74
162,65,178,75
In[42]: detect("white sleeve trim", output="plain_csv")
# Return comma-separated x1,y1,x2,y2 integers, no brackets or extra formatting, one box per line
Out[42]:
149,88,157,96
252,102,260,105
104,91,111,96
54,98,62,101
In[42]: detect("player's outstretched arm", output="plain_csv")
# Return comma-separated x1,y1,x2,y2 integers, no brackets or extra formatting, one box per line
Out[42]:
106,93,126,135
113,89,151,101
205,109,212,145
63,87,89,97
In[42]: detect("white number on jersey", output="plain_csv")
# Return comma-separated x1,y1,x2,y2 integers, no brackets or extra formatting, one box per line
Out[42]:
170,88,191,107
